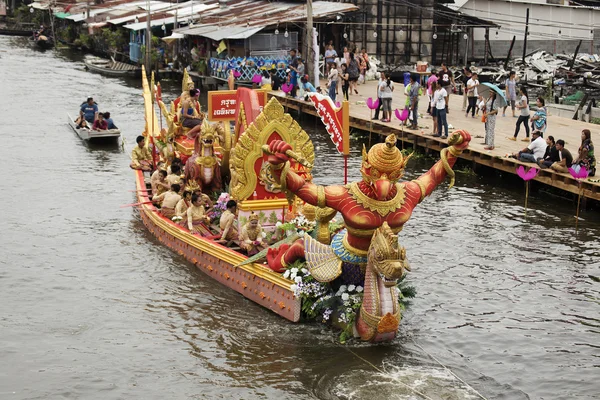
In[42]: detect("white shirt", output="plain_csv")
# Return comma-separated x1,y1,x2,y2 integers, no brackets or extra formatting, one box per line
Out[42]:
434,88,448,110
379,80,394,98
528,136,547,159
466,78,479,97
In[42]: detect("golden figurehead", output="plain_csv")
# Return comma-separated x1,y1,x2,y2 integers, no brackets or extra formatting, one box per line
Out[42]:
265,129,471,341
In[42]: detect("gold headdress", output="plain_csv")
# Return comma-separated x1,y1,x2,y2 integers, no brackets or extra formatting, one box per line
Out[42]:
361,135,412,183
248,212,259,222
184,180,200,192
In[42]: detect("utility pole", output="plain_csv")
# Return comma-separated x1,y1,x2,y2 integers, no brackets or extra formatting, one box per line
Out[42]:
305,0,313,81
145,0,152,73
522,8,529,62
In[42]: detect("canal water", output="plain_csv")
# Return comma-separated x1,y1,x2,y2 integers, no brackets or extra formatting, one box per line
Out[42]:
0,36,599,400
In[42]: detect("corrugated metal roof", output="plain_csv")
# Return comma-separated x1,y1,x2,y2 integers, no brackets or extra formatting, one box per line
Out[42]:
174,0,358,38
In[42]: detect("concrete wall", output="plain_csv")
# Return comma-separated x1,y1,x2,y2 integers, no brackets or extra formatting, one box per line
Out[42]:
458,0,600,59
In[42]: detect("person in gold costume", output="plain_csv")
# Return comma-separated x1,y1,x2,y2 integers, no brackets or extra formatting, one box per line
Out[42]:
265,130,471,279
130,135,153,171
218,200,238,243
239,212,266,256
165,164,183,188
154,184,181,220
174,190,192,224
187,193,211,236
151,170,169,201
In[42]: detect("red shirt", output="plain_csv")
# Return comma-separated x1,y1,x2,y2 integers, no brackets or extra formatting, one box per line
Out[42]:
92,120,108,130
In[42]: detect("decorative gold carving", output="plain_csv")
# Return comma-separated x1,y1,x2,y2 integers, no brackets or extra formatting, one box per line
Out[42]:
342,233,368,257
230,98,314,201
317,185,326,208
347,182,405,217
303,234,342,282
360,307,401,333
345,224,403,237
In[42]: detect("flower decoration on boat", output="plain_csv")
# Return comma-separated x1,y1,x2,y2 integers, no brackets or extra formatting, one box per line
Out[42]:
516,165,539,181
395,108,409,122
207,192,230,222
569,166,589,180
366,97,379,110
276,213,316,235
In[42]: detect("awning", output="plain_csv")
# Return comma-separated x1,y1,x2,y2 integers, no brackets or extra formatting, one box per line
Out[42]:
174,0,358,39
124,15,175,31
54,12,71,19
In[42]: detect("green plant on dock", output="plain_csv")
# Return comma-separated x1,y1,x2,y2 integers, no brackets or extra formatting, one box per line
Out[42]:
75,32,94,49
590,117,600,125
100,27,127,53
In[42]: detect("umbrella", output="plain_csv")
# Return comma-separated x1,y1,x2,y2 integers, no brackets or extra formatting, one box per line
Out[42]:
477,83,508,108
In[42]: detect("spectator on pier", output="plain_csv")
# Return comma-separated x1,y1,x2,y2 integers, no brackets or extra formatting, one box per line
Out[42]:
408,74,420,130
531,97,547,135
537,135,559,168
340,63,350,102
342,47,350,66
347,53,360,95
103,112,117,130
483,91,499,150
426,70,438,115
466,72,479,118
324,45,337,65
503,71,517,117
378,71,394,123
270,69,282,91
572,129,596,176
513,130,546,163
437,63,454,113
429,81,438,135
510,87,530,141
434,81,449,139
461,67,472,111
549,139,573,173
92,112,108,131
260,70,272,91
130,135,152,171
288,49,299,96
327,62,338,102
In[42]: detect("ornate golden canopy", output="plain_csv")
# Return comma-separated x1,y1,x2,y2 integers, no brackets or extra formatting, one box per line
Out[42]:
229,98,314,201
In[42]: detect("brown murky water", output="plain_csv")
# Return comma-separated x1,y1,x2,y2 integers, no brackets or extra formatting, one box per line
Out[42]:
1,36,599,400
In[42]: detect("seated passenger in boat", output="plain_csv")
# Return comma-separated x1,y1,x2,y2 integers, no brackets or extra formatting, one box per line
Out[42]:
75,97,98,128
191,189,213,209
154,184,181,219
166,164,182,187
92,112,108,130
218,200,238,243
152,170,169,199
239,212,266,256
174,190,192,223
103,112,117,130
181,89,204,138
130,135,153,171
187,193,211,236
167,158,182,174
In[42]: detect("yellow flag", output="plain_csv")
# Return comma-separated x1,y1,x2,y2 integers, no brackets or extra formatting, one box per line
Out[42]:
216,40,227,54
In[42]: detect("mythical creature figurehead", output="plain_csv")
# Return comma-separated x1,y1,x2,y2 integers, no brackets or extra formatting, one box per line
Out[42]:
368,222,411,286
361,135,412,200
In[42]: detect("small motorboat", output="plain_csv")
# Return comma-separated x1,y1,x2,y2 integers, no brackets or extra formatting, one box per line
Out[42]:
84,55,140,77
28,35,54,50
67,113,121,142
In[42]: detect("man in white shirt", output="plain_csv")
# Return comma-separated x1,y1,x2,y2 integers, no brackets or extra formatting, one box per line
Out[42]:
515,130,546,163
433,86,448,138
465,72,479,118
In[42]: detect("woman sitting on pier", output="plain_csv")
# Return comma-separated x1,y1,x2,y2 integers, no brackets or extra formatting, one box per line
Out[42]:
573,129,596,176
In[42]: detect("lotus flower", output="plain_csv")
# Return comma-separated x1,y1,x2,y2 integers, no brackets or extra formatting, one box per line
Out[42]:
569,166,588,179
367,97,379,110
252,74,262,84
233,70,241,78
335,101,341,108
281,83,293,93
516,165,539,181
394,108,409,122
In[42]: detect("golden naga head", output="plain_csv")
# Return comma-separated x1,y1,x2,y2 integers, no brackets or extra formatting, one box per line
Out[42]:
361,135,412,200
368,222,410,286
199,120,224,148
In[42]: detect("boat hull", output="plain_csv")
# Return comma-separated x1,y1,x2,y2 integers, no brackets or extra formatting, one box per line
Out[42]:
67,113,121,141
84,56,140,77
133,170,301,322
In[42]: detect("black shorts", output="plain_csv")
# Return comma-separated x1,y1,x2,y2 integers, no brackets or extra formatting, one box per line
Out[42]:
349,76,358,82
432,108,438,117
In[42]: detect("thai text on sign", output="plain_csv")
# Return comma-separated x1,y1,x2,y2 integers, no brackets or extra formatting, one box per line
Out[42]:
207,90,267,121
307,93,350,155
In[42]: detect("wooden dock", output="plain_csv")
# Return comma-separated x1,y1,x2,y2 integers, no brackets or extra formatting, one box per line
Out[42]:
268,81,600,202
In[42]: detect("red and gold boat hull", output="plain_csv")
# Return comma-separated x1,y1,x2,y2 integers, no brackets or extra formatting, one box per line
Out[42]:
134,170,301,322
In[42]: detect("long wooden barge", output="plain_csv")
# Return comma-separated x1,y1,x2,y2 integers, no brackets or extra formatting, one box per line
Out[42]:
134,170,301,321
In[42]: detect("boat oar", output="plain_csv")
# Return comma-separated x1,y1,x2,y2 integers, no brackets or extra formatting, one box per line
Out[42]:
120,201,153,208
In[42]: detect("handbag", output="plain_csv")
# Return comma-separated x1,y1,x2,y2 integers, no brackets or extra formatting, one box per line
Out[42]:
481,114,487,123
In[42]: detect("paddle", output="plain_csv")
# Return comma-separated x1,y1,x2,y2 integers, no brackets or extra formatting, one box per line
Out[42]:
120,201,153,208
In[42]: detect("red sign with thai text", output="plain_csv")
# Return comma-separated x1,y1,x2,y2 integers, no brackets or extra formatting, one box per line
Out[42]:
308,93,350,155
208,90,267,121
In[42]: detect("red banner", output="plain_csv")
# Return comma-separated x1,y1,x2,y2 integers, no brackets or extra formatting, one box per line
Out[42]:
308,93,349,155
208,90,267,122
